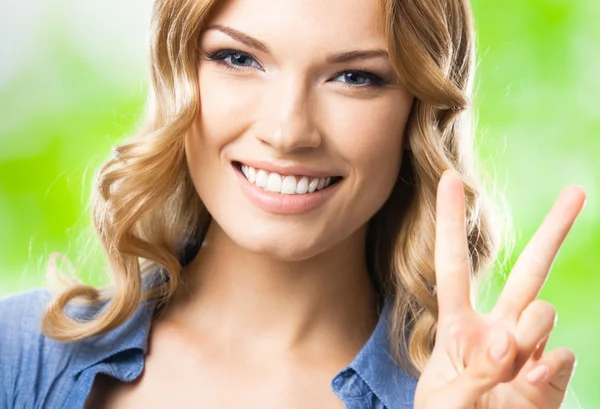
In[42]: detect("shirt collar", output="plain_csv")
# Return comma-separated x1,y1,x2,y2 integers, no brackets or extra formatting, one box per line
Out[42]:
71,272,164,377
335,299,418,408
71,274,417,406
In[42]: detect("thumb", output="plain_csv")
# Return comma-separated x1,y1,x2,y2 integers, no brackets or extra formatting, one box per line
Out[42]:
426,328,517,409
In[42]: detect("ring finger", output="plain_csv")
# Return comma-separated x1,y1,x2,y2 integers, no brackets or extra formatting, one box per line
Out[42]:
513,300,557,375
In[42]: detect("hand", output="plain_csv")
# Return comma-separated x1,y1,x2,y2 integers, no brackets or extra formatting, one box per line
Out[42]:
414,170,586,409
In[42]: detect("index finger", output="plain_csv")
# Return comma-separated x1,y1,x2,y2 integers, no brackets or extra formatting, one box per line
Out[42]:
492,186,586,320
435,170,473,319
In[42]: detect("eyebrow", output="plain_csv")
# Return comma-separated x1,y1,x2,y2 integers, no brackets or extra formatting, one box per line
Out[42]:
205,24,389,64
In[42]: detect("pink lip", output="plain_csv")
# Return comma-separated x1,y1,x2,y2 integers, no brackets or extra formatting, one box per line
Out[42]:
232,164,341,215
233,159,339,178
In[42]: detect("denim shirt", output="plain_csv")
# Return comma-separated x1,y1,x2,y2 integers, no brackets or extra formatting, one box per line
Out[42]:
0,288,417,409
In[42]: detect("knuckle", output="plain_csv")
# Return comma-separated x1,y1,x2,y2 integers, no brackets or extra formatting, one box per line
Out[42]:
469,358,508,384
534,299,555,313
466,335,515,384
531,300,557,326
444,314,476,339
556,347,576,366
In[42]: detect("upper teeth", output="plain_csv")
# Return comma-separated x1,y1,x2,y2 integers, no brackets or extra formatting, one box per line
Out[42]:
240,164,333,195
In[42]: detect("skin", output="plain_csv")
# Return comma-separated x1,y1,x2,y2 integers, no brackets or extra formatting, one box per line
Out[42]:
87,0,411,407
415,171,586,408
86,0,586,407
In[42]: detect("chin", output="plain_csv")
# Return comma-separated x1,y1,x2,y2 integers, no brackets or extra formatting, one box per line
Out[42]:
223,220,343,262
246,242,321,262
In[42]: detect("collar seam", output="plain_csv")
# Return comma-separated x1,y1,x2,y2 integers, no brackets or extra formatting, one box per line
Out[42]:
72,345,145,377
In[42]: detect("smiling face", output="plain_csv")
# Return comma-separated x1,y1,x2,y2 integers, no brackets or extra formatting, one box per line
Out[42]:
185,0,414,261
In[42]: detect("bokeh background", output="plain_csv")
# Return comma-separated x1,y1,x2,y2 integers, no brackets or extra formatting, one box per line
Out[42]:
0,0,598,406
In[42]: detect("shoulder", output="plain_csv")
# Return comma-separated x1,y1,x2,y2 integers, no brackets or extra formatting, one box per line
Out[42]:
0,289,101,407
0,288,51,331
0,287,156,407
0,289,55,362
0,290,75,406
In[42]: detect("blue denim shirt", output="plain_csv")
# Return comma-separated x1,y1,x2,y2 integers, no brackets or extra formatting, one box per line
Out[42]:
0,289,417,408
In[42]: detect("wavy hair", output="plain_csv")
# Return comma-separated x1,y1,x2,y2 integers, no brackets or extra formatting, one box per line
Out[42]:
42,0,506,377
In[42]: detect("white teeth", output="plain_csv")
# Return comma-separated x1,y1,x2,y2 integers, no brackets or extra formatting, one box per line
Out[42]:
239,163,337,195
247,167,256,183
267,172,282,192
281,175,297,194
308,178,319,193
296,176,308,194
256,169,268,188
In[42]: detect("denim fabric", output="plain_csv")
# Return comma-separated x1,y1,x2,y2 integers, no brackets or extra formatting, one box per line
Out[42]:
0,289,417,409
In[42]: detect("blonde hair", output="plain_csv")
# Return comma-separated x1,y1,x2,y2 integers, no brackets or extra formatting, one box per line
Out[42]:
42,0,505,378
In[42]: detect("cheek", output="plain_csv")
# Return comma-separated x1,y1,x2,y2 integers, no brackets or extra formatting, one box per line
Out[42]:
324,95,410,187
197,67,257,147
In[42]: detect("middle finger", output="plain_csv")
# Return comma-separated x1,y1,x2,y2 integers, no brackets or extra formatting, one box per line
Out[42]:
492,186,585,321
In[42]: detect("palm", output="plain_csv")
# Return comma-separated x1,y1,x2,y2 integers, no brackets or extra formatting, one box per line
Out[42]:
414,171,585,409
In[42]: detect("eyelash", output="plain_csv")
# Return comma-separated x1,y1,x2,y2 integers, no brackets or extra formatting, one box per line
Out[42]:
202,49,389,89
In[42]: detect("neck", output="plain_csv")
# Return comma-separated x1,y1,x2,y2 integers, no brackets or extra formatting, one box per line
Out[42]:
161,220,380,366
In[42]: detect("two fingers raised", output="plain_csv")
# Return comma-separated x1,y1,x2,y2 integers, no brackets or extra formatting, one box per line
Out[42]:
435,170,586,323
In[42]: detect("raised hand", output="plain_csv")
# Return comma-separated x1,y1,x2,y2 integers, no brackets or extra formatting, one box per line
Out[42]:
414,170,586,409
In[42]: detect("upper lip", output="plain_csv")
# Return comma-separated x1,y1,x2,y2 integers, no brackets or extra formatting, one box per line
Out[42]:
233,159,341,178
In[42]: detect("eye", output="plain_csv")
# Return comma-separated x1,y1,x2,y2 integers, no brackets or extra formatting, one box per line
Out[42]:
203,49,263,71
203,50,389,89
332,71,387,88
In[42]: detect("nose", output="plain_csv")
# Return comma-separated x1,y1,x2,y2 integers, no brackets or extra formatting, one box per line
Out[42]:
255,75,322,153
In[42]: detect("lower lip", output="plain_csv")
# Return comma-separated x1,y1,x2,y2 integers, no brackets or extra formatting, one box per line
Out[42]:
233,164,341,215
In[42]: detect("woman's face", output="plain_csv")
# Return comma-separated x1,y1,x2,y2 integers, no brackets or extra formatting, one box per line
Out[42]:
186,0,413,261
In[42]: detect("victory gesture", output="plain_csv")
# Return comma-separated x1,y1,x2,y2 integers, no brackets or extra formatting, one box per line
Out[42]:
415,170,586,408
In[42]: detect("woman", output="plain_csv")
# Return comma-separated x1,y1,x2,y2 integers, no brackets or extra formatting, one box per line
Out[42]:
0,0,586,407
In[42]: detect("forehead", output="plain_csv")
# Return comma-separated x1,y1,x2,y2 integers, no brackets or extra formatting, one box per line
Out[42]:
206,0,387,50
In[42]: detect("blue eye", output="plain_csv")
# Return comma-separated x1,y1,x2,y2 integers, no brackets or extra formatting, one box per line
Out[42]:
226,52,259,68
333,71,386,87
203,49,388,89
205,49,262,70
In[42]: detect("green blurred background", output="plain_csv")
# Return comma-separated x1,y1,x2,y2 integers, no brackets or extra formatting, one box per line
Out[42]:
0,0,598,406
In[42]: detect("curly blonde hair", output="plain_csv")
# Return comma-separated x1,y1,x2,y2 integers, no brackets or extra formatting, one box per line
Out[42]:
42,0,505,378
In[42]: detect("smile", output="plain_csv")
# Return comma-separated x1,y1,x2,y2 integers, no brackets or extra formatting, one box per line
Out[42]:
233,162,342,195
232,161,343,214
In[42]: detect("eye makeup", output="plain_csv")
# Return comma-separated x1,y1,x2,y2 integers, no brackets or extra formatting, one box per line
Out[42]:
200,48,392,90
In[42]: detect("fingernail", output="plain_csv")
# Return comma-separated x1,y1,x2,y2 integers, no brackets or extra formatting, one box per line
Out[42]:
489,331,509,361
527,365,549,383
